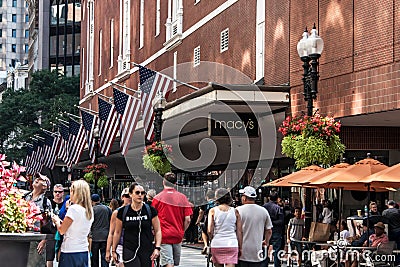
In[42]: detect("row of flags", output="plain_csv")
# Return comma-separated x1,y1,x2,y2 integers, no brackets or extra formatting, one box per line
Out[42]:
25,65,172,175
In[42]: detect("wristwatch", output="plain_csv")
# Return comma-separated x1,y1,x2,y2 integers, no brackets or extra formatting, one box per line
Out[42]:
155,246,161,251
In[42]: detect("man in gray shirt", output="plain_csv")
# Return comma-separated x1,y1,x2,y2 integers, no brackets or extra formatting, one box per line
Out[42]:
236,186,273,267
91,194,112,267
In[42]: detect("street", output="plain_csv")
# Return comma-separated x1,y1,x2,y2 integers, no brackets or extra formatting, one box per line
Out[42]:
53,246,208,266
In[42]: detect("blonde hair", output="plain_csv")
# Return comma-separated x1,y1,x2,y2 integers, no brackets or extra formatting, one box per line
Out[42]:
70,180,93,220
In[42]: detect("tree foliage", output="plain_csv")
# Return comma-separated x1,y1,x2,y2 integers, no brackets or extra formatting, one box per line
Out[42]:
0,70,80,162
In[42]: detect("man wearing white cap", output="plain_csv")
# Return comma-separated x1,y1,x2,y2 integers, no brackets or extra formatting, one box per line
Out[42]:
236,186,272,267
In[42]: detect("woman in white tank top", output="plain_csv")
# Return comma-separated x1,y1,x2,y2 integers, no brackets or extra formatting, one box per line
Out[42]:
208,188,243,267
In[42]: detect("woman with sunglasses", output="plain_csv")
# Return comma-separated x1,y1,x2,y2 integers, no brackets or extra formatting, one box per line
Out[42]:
51,180,94,267
112,183,162,267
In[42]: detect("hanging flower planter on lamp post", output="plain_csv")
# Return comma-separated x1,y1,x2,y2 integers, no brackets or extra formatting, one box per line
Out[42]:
142,141,172,176
83,163,109,188
279,114,346,169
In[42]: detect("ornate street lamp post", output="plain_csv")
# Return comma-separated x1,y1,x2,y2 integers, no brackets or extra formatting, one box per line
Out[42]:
153,93,167,142
297,23,324,235
297,23,324,116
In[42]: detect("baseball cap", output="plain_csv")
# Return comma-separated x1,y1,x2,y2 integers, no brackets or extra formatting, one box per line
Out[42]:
91,194,100,202
374,222,385,229
388,200,396,206
121,188,130,198
239,186,257,198
35,173,51,188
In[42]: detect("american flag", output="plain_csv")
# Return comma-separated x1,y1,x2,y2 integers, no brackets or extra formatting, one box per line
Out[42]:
113,88,141,155
81,110,99,162
58,123,70,165
31,139,44,174
25,145,34,175
43,132,60,169
98,97,119,156
68,119,86,167
139,65,172,141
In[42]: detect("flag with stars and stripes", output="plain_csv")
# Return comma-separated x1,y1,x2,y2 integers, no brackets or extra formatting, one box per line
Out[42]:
32,139,44,174
113,88,141,155
58,123,70,165
98,97,119,156
68,118,86,167
81,110,99,162
25,145,34,175
43,132,60,169
139,65,172,141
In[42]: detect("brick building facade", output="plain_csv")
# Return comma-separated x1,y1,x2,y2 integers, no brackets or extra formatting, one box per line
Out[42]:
79,0,400,198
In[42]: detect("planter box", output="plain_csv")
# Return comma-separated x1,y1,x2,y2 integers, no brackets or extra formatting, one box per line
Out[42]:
0,233,46,267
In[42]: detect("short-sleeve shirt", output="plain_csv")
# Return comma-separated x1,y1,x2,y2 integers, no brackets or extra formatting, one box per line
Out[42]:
117,204,157,252
61,204,94,253
152,188,193,244
25,192,52,229
288,217,304,241
236,204,273,262
369,233,389,247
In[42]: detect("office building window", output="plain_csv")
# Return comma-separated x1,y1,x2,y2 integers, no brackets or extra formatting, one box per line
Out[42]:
0,0,2,7
0,29,2,37
25,30,29,38
0,44,2,52
12,29,16,38
25,14,29,23
12,14,17,22
0,14,2,22
25,44,28,53
12,0,17,7
12,44,16,52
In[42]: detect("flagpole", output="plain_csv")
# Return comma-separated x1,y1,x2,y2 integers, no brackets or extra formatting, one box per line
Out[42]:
56,117,69,126
34,135,45,140
109,81,140,93
74,105,99,114
94,91,114,102
40,128,57,136
132,62,200,91
63,112,81,120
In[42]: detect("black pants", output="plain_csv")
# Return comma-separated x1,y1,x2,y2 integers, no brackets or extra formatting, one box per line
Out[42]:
91,241,108,267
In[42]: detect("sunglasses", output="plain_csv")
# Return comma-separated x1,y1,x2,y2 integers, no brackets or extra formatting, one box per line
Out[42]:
122,194,130,198
54,191,63,193
134,191,146,196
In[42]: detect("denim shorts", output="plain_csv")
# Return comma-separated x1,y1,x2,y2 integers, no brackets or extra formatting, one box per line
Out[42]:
160,243,181,266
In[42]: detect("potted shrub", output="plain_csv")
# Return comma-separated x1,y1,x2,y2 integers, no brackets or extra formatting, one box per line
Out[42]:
142,141,172,176
0,154,45,265
279,114,346,169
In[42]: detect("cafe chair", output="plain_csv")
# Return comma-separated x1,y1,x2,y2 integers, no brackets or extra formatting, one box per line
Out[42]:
360,241,396,267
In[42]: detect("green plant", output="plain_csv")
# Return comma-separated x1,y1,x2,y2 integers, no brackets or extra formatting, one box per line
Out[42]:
279,114,346,169
0,155,42,233
83,163,109,188
142,141,172,176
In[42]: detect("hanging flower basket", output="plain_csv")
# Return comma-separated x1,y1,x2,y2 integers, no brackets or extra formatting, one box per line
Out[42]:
0,155,42,233
279,114,346,169
142,141,172,176
83,163,109,188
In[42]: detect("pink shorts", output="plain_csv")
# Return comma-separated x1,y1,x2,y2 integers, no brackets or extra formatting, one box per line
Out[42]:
210,247,238,264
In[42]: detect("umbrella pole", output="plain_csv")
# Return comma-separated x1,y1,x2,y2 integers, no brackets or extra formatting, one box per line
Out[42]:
337,187,343,267
367,184,371,244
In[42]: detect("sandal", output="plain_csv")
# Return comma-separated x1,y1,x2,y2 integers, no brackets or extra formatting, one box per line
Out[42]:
201,246,208,255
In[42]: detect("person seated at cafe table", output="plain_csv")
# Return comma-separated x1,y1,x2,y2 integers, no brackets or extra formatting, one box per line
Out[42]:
346,222,389,267
348,221,374,247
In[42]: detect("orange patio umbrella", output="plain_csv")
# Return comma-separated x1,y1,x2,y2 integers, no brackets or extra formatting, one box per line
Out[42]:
293,162,351,186
358,162,400,188
263,165,323,187
309,158,388,189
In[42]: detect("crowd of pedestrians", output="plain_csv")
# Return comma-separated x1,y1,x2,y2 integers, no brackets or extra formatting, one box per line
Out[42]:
23,172,400,267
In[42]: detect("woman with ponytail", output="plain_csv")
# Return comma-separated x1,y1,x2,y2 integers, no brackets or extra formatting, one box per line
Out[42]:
52,180,94,267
